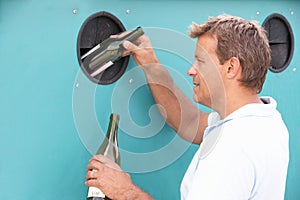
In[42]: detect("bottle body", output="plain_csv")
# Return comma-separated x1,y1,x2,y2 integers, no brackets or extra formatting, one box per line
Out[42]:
87,113,120,200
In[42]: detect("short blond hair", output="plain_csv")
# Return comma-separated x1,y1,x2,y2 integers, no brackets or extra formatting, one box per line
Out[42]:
189,14,271,93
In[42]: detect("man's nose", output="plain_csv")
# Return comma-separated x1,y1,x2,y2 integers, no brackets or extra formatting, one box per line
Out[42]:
187,66,197,76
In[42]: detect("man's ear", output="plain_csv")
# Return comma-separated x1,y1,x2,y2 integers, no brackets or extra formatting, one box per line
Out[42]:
226,57,241,79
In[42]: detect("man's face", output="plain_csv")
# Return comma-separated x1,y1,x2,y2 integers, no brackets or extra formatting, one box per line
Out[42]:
187,34,226,109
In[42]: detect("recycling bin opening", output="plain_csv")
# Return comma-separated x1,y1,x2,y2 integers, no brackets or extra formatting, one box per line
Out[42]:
262,13,294,73
77,11,129,84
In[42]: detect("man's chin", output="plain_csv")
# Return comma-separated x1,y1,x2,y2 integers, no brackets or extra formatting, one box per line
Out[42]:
193,95,212,108
193,95,202,104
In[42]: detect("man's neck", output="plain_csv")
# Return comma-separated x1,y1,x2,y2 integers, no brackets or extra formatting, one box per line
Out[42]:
217,88,262,119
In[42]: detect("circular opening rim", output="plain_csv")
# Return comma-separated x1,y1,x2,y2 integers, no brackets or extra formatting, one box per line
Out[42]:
76,11,129,84
262,13,294,73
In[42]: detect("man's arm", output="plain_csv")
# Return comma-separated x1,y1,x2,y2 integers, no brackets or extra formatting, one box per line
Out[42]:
123,37,208,144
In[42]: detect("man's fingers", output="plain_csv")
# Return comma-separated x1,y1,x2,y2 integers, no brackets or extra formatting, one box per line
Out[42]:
122,40,139,52
87,159,105,173
91,155,122,171
86,169,98,180
110,30,132,39
91,154,113,165
85,178,99,187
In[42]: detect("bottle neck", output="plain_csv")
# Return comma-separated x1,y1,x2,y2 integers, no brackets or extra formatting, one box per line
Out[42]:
106,114,119,144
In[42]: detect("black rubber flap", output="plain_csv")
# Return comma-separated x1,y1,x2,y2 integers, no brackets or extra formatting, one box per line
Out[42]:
77,11,129,84
262,13,294,73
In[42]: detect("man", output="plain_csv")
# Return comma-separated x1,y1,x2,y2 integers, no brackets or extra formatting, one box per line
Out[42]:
85,15,289,200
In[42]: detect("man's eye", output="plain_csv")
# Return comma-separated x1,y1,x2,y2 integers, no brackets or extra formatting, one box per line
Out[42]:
197,58,204,64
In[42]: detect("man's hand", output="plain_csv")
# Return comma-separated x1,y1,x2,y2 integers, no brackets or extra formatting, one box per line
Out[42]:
111,32,160,67
85,155,153,200
86,155,132,199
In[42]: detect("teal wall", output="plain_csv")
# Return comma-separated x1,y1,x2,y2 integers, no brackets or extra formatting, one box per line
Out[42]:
0,0,299,199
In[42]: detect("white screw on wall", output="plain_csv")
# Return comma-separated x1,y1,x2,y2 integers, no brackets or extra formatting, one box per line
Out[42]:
256,11,260,15
126,9,131,14
76,83,80,88
73,9,77,14
292,68,297,72
129,78,134,84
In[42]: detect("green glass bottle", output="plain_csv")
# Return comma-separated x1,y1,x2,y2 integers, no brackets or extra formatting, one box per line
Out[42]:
87,113,120,200
81,27,144,77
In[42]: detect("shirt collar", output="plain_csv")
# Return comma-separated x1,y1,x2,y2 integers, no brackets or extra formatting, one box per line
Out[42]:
224,96,277,121
203,96,277,139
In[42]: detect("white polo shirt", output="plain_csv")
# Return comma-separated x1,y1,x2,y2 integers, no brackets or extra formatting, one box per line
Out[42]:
181,97,289,200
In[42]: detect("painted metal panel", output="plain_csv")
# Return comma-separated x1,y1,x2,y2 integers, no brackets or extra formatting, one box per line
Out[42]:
0,0,299,199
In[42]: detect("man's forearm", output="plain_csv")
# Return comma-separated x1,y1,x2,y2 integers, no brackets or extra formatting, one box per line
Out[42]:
141,63,206,144
123,184,154,200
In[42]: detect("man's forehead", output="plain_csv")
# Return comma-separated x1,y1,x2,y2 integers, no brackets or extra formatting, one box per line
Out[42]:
196,34,217,56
